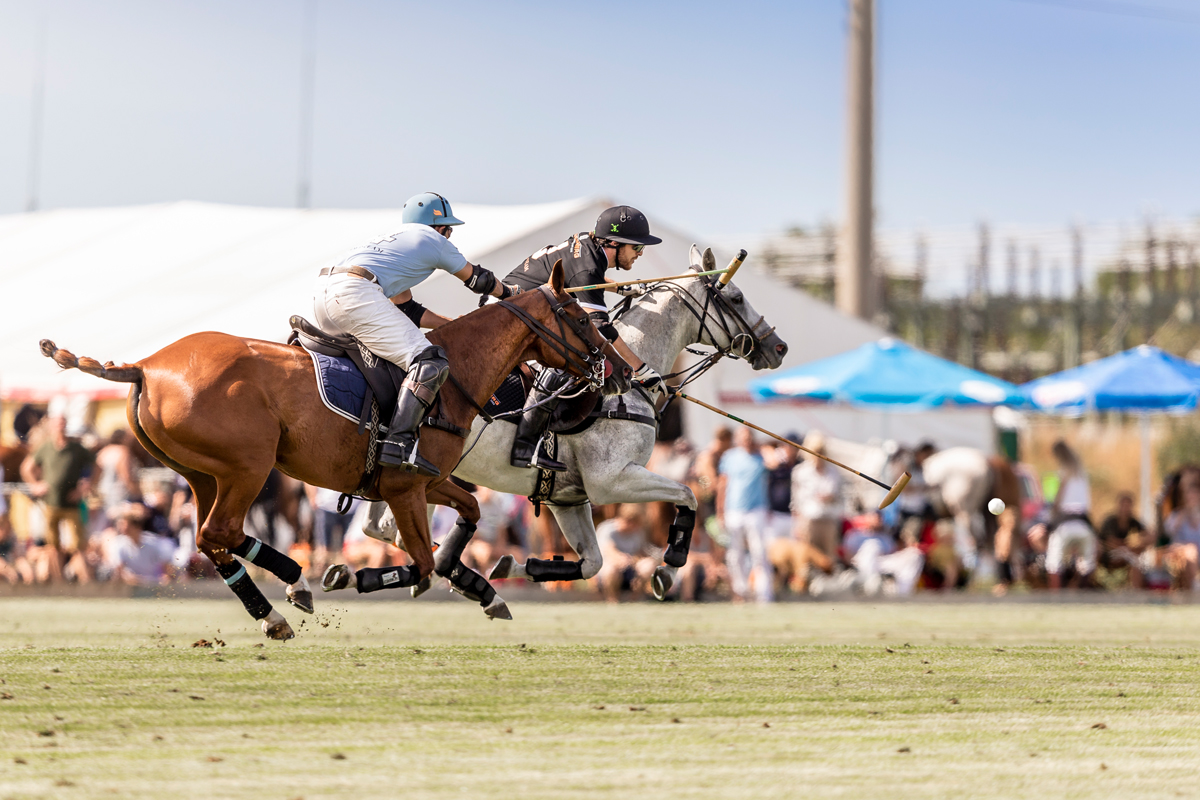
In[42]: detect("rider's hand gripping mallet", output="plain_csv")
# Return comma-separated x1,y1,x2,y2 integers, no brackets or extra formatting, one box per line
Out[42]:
671,391,911,509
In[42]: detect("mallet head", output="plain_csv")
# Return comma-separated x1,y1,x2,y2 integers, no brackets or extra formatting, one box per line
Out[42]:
877,471,912,510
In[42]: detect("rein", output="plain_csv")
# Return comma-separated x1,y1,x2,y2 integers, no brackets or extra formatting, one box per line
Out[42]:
612,275,774,394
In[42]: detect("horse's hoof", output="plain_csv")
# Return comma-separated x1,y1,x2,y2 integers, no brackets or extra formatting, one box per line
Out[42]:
286,576,314,613
322,564,354,592
652,566,674,601
262,610,295,641
483,597,513,621
410,576,433,598
488,555,516,580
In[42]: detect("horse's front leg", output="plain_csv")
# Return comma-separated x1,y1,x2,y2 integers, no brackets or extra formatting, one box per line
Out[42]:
586,463,698,601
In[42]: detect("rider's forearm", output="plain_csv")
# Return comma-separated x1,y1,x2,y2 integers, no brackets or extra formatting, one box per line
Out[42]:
611,336,643,370
420,309,453,329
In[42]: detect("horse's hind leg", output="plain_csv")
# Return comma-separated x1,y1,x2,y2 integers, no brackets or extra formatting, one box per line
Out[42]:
198,472,299,640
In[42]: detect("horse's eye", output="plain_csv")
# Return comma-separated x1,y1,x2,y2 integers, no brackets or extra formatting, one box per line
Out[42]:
734,295,744,304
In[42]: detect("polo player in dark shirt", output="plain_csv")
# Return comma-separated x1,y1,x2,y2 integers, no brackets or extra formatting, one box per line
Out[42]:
502,205,663,471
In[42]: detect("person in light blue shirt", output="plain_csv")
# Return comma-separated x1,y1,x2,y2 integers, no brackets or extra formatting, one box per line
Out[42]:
718,427,773,602
312,192,521,478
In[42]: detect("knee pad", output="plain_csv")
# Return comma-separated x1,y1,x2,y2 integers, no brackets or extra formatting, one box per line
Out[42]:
534,368,571,394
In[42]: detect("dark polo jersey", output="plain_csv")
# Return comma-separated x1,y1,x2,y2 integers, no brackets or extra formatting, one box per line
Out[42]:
504,233,611,320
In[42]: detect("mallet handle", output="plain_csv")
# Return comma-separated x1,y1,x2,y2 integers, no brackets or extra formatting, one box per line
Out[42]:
672,391,890,491
564,268,728,294
718,249,748,286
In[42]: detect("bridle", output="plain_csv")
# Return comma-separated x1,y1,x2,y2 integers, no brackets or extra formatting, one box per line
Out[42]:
613,273,775,391
495,286,608,391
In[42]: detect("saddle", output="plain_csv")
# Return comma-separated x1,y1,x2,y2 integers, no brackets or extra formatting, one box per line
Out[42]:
288,315,406,436
287,316,467,497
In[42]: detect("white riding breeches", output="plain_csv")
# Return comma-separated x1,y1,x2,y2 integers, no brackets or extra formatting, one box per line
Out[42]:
313,273,431,370
1045,520,1097,576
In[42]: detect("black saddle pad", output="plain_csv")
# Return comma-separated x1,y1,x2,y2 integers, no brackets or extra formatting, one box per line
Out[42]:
483,368,599,432
484,369,530,419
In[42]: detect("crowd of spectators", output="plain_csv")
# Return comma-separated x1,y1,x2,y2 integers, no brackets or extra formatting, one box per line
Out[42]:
3,404,1200,602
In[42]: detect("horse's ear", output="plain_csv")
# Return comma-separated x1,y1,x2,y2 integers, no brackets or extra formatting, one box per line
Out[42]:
689,244,703,272
702,247,716,273
549,259,565,294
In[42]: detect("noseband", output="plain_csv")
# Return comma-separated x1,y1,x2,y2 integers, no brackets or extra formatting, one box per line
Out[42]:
496,286,607,390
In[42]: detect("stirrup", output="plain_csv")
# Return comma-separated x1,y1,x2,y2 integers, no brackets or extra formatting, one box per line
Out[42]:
380,437,440,478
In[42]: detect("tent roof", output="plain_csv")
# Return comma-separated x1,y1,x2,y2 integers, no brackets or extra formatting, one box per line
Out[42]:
0,200,888,412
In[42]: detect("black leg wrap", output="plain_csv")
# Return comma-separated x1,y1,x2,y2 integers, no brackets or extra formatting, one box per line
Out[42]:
525,557,585,582
356,565,422,594
446,562,497,606
663,506,696,568
433,518,477,578
216,560,273,620
231,536,303,585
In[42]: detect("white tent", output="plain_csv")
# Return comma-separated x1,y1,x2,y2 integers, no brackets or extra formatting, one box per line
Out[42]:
0,199,994,450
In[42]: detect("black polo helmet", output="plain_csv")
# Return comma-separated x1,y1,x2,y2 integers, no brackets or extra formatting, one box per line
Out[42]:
595,205,662,246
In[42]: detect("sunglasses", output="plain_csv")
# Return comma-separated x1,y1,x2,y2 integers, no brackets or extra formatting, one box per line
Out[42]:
629,243,644,253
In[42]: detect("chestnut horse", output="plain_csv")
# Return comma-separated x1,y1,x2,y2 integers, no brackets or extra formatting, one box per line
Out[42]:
40,262,629,638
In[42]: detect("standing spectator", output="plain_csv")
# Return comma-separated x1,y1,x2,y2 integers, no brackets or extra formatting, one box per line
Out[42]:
1044,440,1097,590
895,441,937,531
718,427,772,603
306,485,357,576
0,506,35,584
790,431,843,565
692,427,733,534
20,416,94,582
94,429,139,529
594,504,658,602
1163,475,1200,591
1097,491,1148,589
763,437,798,542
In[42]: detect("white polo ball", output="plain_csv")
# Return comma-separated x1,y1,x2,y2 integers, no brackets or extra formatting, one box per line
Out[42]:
988,497,1005,516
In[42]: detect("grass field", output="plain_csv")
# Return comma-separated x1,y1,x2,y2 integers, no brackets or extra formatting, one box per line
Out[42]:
3,597,1200,799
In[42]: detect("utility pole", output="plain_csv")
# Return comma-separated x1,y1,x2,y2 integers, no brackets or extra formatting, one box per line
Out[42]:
296,0,317,209
25,12,48,213
837,0,874,320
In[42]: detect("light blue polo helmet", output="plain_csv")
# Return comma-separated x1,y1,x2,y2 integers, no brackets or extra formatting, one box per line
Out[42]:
402,192,465,226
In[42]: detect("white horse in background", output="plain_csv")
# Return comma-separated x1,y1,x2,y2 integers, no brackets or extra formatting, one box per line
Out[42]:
357,245,788,599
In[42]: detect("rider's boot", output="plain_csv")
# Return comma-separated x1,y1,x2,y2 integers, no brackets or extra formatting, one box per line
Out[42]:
510,369,569,472
379,346,449,478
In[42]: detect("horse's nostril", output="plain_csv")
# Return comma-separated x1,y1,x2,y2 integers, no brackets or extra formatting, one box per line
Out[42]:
776,343,788,356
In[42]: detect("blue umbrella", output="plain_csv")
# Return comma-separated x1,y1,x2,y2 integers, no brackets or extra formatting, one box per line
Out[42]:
748,337,1024,409
1021,345,1200,413
1020,345,1200,526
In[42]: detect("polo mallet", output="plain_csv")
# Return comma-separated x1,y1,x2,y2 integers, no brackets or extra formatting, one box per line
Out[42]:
671,390,911,509
565,247,751,294
565,268,729,294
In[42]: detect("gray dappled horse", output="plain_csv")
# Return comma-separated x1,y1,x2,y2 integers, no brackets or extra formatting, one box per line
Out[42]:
355,245,788,601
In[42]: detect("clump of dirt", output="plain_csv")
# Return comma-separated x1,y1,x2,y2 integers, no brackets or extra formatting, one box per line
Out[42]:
192,640,213,648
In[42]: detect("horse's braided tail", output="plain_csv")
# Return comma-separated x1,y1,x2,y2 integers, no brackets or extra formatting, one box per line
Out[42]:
38,339,142,383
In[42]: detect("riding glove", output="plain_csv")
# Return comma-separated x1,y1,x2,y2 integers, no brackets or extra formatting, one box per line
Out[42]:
634,363,666,394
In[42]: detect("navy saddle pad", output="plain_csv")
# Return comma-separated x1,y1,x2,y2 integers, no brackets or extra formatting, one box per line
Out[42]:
310,350,374,424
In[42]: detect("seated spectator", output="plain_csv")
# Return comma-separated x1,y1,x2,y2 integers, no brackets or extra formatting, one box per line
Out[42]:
843,513,925,596
95,503,177,586
594,504,658,603
464,486,527,577
0,510,35,584
1163,477,1200,591
1096,491,1149,589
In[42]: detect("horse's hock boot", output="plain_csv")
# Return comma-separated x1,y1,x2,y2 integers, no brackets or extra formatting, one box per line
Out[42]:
380,346,449,478
510,370,569,472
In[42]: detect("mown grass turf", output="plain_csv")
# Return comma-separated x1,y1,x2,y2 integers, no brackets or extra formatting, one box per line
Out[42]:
2,598,1200,799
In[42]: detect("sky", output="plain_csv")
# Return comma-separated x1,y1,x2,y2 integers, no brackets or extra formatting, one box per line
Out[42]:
1,0,1198,240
